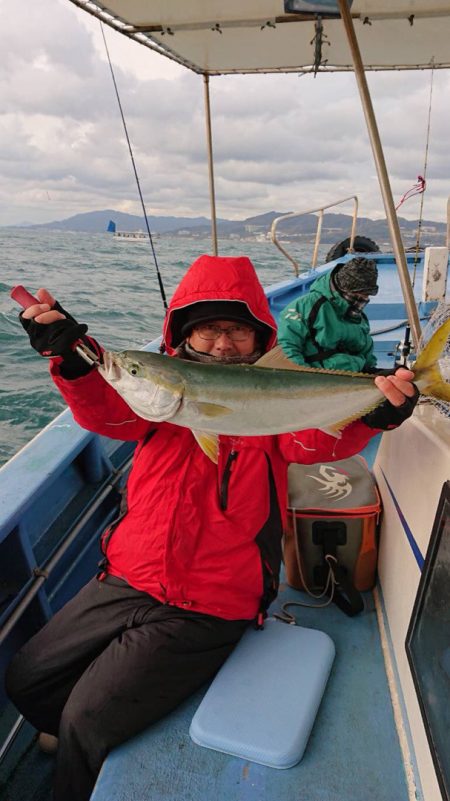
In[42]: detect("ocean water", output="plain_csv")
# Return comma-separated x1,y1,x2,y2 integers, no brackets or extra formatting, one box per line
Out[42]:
1,228,330,467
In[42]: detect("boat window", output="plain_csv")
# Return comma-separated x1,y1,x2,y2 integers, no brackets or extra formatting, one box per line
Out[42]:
406,481,450,801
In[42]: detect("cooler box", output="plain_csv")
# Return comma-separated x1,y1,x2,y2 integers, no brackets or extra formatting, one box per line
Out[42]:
284,455,381,593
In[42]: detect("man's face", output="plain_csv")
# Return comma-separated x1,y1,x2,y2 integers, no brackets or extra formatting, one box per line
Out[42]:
349,292,370,309
187,319,257,358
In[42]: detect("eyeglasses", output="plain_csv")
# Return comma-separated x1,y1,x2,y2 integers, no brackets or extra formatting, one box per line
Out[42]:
194,323,255,342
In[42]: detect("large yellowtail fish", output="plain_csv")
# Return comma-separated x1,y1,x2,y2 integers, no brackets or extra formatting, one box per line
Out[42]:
99,319,450,463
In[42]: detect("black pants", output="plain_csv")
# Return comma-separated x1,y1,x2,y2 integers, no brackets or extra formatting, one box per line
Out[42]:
5,577,249,801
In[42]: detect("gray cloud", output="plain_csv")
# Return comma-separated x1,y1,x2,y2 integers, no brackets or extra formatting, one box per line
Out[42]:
0,0,448,226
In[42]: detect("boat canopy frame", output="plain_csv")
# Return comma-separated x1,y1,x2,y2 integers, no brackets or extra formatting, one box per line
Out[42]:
65,0,450,346
68,2,450,75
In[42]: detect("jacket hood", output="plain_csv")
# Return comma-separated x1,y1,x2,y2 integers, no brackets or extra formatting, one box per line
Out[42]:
162,254,277,354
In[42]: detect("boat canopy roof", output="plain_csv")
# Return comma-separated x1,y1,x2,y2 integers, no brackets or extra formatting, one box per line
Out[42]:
71,1,450,74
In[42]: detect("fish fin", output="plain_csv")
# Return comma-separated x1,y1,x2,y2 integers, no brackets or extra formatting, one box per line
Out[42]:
192,401,233,417
254,346,369,376
421,366,450,401
192,431,219,464
413,318,450,401
319,426,341,439
321,417,357,436
254,346,309,371
325,399,384,434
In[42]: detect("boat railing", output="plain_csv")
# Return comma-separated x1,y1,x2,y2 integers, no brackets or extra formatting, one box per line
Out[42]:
0,407,134,669
270,195,359,276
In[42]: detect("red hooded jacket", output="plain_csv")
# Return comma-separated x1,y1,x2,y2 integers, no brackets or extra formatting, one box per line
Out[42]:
50,255,377,621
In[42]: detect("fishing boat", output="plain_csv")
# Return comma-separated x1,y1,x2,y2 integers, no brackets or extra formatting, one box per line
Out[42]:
1,3,449,801
107,220,153,241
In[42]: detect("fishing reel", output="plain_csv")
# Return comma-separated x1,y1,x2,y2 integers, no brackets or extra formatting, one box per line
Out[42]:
394,325,415,369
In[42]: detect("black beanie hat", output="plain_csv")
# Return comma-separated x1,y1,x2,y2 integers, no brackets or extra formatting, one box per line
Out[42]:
179,300,268,341
333,258,379,296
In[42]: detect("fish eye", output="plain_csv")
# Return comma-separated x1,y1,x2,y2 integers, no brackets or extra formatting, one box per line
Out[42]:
130,364,140,376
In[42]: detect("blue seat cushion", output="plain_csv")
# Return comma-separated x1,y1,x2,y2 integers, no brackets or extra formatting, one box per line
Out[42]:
189,617,335,769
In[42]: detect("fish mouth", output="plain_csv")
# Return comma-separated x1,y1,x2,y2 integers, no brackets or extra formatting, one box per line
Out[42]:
99,351,184,422
101,351,149,384
100,351,123,381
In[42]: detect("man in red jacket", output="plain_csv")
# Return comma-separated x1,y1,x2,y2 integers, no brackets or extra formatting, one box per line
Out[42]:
6,255,417,801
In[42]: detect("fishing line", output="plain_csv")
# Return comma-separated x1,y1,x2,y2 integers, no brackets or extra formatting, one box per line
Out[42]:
100,22,168,311
411,59,435,289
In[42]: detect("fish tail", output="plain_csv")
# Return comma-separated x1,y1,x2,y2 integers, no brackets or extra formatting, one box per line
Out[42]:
413,318,450,401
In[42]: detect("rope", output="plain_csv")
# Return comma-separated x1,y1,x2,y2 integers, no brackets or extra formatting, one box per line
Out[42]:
310,16,330,76
395,176,425,212
274,513,338,624
273,554,338,624
100,23,168,310
369,315,429,337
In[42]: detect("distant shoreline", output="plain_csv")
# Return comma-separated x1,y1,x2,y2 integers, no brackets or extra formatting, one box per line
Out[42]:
1,224,446,249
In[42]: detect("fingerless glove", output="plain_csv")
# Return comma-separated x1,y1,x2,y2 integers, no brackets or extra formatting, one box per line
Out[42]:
20,301,100,379
361,386,419,430
364,367,397,376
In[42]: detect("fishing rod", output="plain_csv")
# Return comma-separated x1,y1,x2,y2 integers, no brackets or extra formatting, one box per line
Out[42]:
100,22,168,312
391,65,435,367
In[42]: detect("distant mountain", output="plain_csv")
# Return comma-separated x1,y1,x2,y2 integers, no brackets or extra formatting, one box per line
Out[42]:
23,209,217,234
17,209,292,236
10,208,447,246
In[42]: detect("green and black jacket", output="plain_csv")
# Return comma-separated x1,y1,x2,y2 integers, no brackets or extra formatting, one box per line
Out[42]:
277,271,377,371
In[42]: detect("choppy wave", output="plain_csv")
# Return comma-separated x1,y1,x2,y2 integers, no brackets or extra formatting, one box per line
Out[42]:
1,228,323,466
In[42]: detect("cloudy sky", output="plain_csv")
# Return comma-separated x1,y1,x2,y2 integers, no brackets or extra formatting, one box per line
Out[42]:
1,0,449,226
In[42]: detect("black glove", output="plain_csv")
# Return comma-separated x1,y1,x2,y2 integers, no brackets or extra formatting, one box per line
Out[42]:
364,366,397,376
361,385,419,430
19,301,99,379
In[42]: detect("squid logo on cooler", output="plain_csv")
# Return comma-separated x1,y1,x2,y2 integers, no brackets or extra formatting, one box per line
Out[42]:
307,465,352,500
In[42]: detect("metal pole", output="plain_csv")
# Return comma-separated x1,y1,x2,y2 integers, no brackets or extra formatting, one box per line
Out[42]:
349,195,359,251
338,0,422,348
311,210,324,268
203,74,218,255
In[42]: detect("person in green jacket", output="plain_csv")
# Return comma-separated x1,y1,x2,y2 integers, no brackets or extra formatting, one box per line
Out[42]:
278,257,379,371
